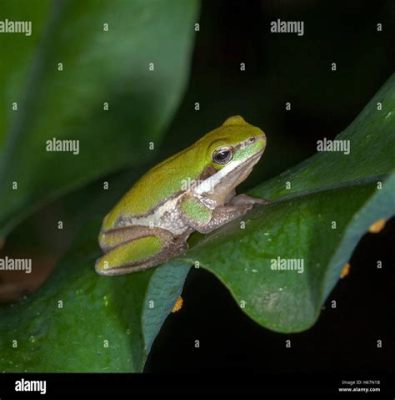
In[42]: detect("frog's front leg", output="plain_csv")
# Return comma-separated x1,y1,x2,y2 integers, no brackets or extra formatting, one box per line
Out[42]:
179,194,261,234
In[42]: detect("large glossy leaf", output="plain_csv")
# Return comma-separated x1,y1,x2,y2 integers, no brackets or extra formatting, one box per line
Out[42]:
177,73,395,332
182,176,394,332
0,0,199,236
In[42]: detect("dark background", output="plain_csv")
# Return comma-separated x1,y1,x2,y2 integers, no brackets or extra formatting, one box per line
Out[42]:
145,0,395,375
0,0,393,385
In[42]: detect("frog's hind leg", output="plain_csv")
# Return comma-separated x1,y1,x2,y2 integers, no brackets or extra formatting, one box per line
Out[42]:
96,226,188,276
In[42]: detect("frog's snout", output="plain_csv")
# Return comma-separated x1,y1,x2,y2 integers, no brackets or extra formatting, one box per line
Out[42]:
255,131,267,153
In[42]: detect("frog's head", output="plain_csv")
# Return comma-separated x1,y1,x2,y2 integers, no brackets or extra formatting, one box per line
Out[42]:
194,115,267,195
198,115,266,171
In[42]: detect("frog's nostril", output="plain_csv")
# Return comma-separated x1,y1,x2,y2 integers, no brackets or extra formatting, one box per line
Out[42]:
248,137,256,144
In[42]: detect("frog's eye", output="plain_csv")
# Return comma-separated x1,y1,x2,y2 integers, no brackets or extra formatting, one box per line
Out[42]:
212,147,233,165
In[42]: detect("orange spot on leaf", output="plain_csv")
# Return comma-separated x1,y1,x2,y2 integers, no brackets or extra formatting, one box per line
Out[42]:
172,296,183,313
340,263,350,279
368,219,387,234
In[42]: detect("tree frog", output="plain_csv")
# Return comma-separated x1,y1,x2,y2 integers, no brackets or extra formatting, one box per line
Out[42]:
96,115,267,276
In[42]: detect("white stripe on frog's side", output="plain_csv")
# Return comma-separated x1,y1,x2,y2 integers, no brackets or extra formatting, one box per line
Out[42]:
194,158,244,196
117,192,190,236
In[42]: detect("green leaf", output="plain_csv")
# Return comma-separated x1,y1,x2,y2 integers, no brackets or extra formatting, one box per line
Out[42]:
0,0,199,236
176,73,395,332
0,218,190,372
